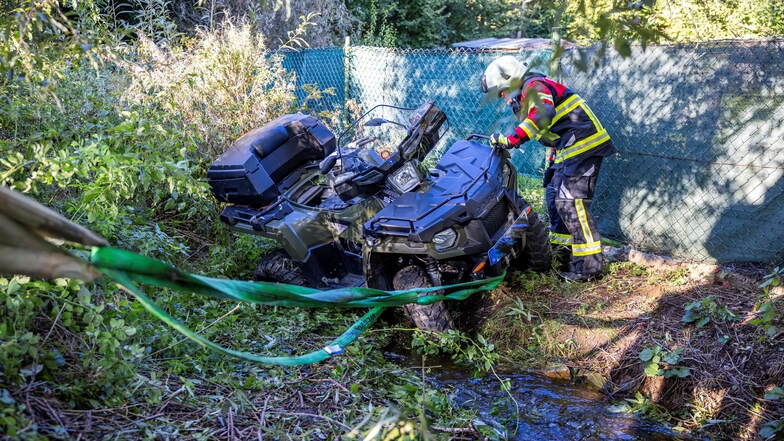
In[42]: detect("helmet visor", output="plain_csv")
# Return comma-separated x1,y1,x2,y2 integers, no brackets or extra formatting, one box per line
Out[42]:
480,75,505,99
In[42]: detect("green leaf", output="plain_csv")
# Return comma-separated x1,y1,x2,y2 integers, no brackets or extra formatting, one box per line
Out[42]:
662,348,683,365
759,425,776,438
607,403,631,413
681,310,698,323
765,386,784,401
639,348,655,361
665,367,690,378
6,279,20,295
759,278,776,289
644,362,661,377
0,389,15,405
696,316,711,328
77,286,91,305
614,38,632,57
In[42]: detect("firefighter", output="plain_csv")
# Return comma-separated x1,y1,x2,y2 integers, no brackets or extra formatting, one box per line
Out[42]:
481,55,616,282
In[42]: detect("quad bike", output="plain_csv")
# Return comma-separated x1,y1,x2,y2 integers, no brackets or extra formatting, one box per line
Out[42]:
207,102,551,331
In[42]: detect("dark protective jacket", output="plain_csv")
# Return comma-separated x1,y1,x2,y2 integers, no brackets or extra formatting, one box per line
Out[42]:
504,73,616,175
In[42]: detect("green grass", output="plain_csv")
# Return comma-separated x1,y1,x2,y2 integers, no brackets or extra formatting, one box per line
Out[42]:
476,270,583,368
517,175,547,216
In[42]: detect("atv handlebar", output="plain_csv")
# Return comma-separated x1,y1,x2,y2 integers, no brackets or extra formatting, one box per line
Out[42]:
467,133,516,152
336,104,416,148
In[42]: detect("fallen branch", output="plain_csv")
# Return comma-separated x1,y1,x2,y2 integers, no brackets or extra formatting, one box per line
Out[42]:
431,425,478,434
263,410,351,432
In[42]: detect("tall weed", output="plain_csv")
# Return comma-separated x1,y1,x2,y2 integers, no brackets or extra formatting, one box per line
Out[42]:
122,22,297,159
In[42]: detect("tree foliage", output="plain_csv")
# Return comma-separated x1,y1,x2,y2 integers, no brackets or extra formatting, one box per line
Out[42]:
347,0,519,47
652,0,784,41
343,0,784,48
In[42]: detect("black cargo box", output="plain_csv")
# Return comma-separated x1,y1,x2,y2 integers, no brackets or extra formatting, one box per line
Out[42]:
207,114,336,207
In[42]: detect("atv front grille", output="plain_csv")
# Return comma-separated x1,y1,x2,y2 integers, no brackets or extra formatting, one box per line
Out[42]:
482,200,509,240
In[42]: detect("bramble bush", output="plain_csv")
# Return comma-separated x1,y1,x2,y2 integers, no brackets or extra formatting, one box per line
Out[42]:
0,19,328,438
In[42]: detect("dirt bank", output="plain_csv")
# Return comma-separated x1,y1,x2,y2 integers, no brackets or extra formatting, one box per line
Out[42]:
480,258,784,440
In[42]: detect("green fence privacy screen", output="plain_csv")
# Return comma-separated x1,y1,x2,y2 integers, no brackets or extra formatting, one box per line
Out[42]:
280,40,784,264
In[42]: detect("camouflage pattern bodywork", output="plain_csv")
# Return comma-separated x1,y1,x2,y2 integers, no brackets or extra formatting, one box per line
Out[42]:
220,169,385,262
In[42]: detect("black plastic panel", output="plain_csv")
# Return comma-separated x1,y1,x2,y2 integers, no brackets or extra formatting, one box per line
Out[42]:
207,114,335,208
365,140,506,242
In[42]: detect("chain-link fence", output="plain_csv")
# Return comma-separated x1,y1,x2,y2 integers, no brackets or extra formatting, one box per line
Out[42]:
279,40,784,264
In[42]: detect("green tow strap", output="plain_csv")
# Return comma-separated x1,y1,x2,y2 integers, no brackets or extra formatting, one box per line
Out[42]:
91,247,505,366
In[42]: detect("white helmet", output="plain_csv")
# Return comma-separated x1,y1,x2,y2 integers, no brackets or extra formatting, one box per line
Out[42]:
481,55,528,98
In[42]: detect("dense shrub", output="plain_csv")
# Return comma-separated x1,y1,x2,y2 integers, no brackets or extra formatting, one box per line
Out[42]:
122,23,297,159
0,21,318,438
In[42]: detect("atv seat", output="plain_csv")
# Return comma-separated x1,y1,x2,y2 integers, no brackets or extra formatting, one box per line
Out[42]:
241,114,335,182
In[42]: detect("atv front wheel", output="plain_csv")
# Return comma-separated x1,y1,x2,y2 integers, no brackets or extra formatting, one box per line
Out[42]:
393,265,454,333
253,249,309,286
518,212,552,272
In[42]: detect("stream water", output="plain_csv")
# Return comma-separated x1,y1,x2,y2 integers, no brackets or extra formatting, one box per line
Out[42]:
385,350,696,441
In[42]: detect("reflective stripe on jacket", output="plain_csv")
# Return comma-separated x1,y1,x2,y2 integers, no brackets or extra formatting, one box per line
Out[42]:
508,74,616,175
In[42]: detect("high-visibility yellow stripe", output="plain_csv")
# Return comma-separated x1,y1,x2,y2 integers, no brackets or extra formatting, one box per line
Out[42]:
549,231,572,245
554,130,610,163
573,249,602,256
537,92,553,102
572,240,602,256
540,93,608,153
555,94,580,112
574,199,594,244
518,118,539,139
559,131,610,162
553,101,582,123
572,241,601,251
519,124,534,139
580,101,604,132
552,95,582,124
551,95,604,133
554,130,604,162
528,92,552,110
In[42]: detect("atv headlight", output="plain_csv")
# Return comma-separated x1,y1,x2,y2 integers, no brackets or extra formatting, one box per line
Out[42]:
388,162,421,193
432,228,457,250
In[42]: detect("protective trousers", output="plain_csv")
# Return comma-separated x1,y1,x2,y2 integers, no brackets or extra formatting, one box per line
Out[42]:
545,158,604,276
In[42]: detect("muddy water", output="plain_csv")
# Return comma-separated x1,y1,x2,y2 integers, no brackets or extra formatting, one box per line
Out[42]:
385,351,695,441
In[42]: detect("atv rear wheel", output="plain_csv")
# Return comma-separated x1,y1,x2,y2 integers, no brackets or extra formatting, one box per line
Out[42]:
253,249,310,286
393,265,454,333
518,212,552,272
